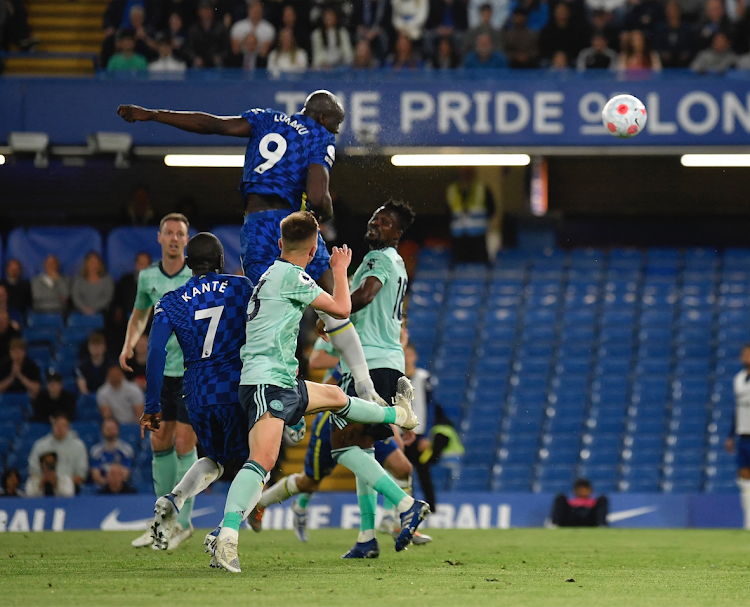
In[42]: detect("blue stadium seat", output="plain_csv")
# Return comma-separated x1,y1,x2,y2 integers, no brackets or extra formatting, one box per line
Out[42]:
580,448,620,465
26,312,64,329
622,449,663,465
67,312,104,329
24,326,60,345
455,466,489,491
664,450,703,466
7,226,103,276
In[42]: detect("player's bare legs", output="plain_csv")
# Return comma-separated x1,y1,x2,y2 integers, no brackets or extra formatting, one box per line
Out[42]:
315,269,386,406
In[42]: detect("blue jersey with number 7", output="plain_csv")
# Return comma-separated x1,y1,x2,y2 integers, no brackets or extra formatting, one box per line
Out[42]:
239,108,336,210
144,272,254,413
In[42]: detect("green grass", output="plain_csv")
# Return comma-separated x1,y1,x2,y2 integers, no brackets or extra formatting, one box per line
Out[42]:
2,529,750,606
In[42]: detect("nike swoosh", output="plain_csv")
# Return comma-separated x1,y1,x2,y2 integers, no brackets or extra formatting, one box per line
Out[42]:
100,507,217,531
606,506,658,523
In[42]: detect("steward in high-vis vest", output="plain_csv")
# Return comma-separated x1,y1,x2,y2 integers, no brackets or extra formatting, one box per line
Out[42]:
445,167,496,263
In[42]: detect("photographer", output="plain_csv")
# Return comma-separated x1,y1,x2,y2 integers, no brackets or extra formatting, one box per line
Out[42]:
24,452,75,498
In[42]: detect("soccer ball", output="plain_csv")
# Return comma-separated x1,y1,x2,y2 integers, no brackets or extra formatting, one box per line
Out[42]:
284,418,306,444
602,94,647,138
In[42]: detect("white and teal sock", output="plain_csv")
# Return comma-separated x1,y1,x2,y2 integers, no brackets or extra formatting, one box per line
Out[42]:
338,396,402,425
220,460,267,542
171,457,223,511
334,447,415,514
175,448,198,530
383,474,411,518
152,446,178,497
296,493,312,511
317,312,375,397
258,474,300,508
738,478,750,530
356,476,377,543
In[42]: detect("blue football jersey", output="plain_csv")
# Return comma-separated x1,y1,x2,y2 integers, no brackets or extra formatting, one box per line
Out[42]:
239,108,336,209
150,272,254,408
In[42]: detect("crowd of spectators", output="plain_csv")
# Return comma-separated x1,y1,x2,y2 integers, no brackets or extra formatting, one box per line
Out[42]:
97,0,750,74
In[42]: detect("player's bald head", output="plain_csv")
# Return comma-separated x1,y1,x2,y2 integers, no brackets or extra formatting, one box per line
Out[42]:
302,90,345,134
186,232,224,274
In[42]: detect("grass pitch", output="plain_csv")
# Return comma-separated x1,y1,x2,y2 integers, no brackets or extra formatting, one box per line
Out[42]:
1,529,750,607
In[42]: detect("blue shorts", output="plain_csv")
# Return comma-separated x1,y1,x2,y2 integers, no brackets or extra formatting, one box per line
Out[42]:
738,436,750,469
186,403,249,466
241,209,331,286
239,379,309,431
304,412,398,482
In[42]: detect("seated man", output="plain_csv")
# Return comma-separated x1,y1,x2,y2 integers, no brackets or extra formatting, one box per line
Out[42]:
550,478,608,527
27,413,89,492
0,337,41,398
32,369,77,422
97,365,145,424
90,418,135,486
25,452,76,498
97,463,138,495
76,331,117,395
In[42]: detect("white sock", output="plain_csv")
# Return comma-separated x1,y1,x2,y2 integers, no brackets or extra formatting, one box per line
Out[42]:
396,495,415,514
316,311,375,396
257,474,300,508
358,529,376,543
738,478,750,530
394,407,407,426
171,457,223,510
218,526,239,542
395,475,412,493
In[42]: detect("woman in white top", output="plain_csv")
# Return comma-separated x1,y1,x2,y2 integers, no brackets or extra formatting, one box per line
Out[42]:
311,8,354,69
71,251,115,316
267,27,309,76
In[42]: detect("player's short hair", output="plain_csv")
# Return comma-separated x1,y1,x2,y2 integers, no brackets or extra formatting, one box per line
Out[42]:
280,211,319,250
186,232,224,271
574,478,592,491
382,199,415,232
159,212,189,232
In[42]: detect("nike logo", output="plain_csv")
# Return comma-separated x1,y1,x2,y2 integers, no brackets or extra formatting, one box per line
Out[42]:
100,507,216,531
606,506,658,524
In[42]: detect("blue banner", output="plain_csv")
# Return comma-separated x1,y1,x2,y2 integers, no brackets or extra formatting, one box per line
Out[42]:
2,72,750,147
0,492,740,531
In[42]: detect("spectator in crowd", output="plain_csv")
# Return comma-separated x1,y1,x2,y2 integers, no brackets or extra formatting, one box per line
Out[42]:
121,185,156,227
149,34,188,72
2,258,32,318
392,0,430,42
164,12,192,64
585,0,627,15
96,365,144,424
90,418,135,486
656,0,693,67
311,8,353,69
32,369,76,423
464,30,509,66
97,462,137,495
695,0,733,51
506,0,548,31
0,285,22,328
102,0,127,34
188,0,231,67
267,27,309,74
445,167,496,263
72,251,115,317
0,338,41,399
109,251,151,346
504,8,540,67
124,334,148,391
618,28,662,70
106,29,149,72
279,3,310,52
550,478,609,527
691,30,737,71
232,30,261,69
0,311,21,360
468,0,510,29
622,0,665,33
549,48,571,68
0,468,23,497
352,0,390,61
425,0,469,55
353,38,379,67
464,2,503,55
31,254,69,314
0,0,37,51
25,452,76,498
230,0,275,60
27,413,88,492
577,32,619,69
430,34,462,67
129,4,159,60
539,2,589,64
738,36,750,67
145,0,198,33
76,332,116,396
387,31,425,68
590,9,620,51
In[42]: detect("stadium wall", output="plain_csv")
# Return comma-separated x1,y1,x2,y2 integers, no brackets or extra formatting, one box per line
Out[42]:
0,493,742,531
2,73,750,147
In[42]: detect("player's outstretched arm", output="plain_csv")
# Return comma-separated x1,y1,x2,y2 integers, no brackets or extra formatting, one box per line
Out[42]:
306,164,334,222
310,245,352,319
117,105,252,137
